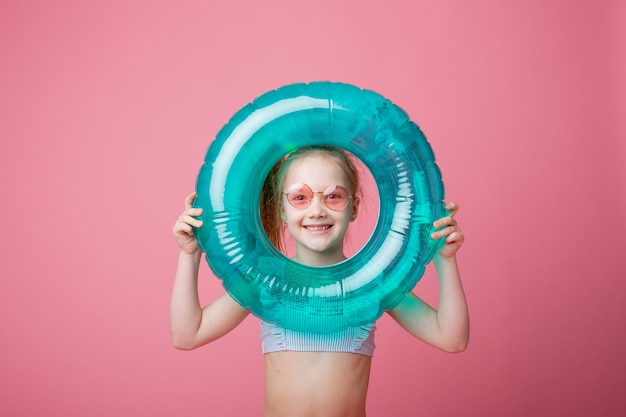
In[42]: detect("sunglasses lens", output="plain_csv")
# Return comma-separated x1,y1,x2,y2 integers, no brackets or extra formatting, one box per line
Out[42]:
323,185,349,210
286,184,313,208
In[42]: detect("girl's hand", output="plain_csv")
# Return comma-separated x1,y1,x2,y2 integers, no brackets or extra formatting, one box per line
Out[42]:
431,201,464,259
172,192,204,255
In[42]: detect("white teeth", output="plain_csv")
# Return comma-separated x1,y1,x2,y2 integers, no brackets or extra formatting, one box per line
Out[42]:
306,225,330,231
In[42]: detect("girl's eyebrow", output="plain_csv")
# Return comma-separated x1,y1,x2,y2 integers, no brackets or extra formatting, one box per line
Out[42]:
284,183,306,193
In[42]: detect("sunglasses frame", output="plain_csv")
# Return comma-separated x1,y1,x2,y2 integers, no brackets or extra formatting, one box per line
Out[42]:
283,183,354,211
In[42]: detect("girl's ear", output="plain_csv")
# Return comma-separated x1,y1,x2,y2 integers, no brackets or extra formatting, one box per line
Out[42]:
350,196,360,222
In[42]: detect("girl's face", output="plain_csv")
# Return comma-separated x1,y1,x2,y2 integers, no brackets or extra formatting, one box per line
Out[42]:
281,153,359,266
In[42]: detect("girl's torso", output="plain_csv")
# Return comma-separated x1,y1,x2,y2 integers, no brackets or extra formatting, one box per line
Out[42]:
263,350,371,417
259,319,376,416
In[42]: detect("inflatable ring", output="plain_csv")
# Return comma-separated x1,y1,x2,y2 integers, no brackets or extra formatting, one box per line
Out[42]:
194,82,445,333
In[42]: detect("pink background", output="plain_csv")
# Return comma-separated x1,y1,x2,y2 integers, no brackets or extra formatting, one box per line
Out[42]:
1,0,625,416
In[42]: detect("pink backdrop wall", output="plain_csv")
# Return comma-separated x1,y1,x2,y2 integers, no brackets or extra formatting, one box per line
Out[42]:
1,0,624,415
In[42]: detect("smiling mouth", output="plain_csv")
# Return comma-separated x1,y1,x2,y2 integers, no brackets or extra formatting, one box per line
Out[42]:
305,225,331,232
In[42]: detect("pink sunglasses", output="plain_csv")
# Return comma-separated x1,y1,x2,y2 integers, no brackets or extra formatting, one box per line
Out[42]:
283,183,354,211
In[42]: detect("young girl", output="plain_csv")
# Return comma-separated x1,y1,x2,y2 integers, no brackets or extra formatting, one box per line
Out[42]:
171,146,469,417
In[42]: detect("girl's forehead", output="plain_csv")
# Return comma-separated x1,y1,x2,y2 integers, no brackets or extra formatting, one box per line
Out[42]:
283,154,349,186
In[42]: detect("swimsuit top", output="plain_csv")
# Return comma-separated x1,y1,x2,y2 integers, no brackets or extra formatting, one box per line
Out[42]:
259,319,376,357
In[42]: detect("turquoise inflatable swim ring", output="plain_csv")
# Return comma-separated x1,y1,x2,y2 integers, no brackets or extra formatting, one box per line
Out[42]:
194,81,445,333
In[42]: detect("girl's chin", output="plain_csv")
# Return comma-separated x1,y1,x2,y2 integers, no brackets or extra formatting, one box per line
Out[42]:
293,246,346,265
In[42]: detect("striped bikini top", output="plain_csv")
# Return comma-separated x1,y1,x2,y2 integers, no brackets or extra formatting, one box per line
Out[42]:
259,319,376,357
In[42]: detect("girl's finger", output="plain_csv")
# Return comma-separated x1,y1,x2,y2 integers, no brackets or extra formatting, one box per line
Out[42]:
184,192,197,210
445,201,459,216
173,220,191,236
431,225,456,240
185,207,203,217
181,222,192,234
433,216,456,229
183,214,203,228
446,231,465,244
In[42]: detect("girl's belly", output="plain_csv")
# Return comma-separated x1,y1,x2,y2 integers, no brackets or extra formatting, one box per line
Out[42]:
263,351,372,417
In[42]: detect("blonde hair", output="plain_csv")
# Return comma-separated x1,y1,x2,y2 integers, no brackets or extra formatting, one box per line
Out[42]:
260,146,361,252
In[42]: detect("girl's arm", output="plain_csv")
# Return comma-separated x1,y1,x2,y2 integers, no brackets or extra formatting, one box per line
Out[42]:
170,192,249,350
387,202,469,353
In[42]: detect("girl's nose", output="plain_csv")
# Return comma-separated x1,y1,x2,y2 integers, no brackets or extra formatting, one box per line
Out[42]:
307,194,327,216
